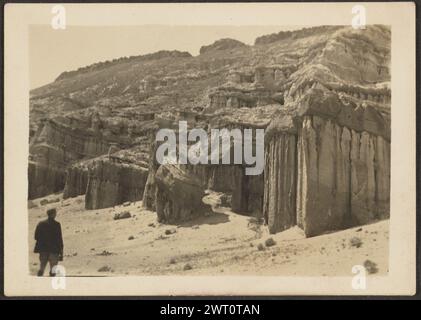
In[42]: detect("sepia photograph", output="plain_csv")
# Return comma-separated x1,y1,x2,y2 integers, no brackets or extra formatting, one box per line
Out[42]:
3,2,416,297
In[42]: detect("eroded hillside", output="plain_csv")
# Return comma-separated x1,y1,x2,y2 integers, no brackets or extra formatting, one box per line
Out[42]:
29,25,390,237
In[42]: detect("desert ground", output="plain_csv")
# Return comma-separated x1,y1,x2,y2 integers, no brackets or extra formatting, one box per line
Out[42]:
28,193,388,277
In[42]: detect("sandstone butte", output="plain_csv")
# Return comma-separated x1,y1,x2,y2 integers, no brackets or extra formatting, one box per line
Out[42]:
28,25,390,237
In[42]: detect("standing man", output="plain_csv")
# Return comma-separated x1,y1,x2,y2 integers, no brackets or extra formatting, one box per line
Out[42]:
34,208,64,276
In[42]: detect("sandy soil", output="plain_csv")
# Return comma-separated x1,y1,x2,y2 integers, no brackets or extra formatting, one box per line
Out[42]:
28,193,389,277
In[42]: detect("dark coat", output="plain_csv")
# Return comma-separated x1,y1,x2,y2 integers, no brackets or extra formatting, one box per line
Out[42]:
34,218,64,254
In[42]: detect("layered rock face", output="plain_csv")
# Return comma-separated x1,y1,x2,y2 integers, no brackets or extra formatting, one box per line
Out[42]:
185,163,264,215
30,118,111,164
85,159,148,209
296,116,350,235
231,168,264,215
29,108,153,199
264,88,390,237
263,132,297,233
144,109,268,220
30,25,391,237
61,143,150,208
298,116,390,236
349,129,390,225
142,136,160,211
63,165,89,199
28,162,65,199
28,118,111,199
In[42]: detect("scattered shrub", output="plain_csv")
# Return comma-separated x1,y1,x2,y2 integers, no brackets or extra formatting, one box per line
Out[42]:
265,238,276,247
165,229,177,235
113,211,131,220
349,237,363,248
364,260,379,274
183,263,193,271
98,265,112,272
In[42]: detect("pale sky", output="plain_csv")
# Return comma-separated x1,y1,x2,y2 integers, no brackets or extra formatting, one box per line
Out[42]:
29,25,302,89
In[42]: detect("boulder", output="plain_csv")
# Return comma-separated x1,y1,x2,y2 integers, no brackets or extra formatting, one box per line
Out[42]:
155,164,210,223
113,211,131,220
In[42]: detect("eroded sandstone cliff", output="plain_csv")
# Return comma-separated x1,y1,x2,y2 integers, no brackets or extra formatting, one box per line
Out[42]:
63,164,89,199
85,159,148,210
29,25,391,237
264,87,390,236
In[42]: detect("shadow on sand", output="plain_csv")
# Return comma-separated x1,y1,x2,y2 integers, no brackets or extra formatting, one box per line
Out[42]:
173,211,230,228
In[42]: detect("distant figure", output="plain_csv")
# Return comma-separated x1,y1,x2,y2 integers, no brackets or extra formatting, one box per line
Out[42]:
34,208,64,276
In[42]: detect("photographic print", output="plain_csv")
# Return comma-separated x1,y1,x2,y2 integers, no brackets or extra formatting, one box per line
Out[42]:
4,2,416,296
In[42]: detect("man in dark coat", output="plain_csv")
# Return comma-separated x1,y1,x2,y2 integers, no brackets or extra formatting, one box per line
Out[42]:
34,208,64,276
